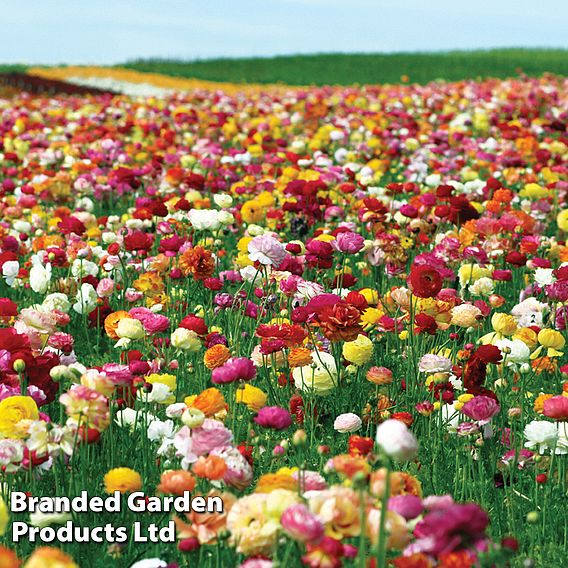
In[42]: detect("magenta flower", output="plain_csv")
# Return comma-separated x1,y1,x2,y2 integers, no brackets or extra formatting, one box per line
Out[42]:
461,395,500,425
408,503,489,556
254,406,292,430
281,503,324,543
211,357,256,384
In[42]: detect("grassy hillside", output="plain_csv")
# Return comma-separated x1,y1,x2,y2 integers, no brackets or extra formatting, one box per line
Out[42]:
124,49,568,85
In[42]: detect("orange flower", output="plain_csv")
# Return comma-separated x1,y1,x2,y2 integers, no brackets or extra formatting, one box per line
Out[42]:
255,473,298,493
23,547,78,568
104,311,130,340
192,455,227,480
392,553,433,568
190,388,226,416
179,246,215,280
332,454,371,480
534,393,554,414
157,470,196,496
204,344,231,370
287,347,313,368
174,490,236,544
532,356,557,375
0,546,20,568
438,550,476,568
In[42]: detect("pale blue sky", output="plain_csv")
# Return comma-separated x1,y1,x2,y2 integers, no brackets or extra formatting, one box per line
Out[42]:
1,0,567,64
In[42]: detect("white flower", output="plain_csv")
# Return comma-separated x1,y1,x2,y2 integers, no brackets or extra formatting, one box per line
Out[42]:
129,559,167,568
534,268,555,287
469,277,494,297
171,328,201,351
418,354,452,373
248,234,286,266
72,283,98,314
147,419,175,442
333,413,362,433
71,258,99,278
2,260,20,286
511,298,548,328
524,420,558,454
376,419,418,461
165,403,187,418
43,292,71,313
495,338,530,367
213,194,233,209
29,263,52,294
29,510,72,528
137,382,171,404
188,209,221,231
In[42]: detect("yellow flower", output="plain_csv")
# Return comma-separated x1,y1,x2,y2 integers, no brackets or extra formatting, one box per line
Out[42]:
491,313,517,336
359,288,379,305
531,329,565,359
241,200,264,224
558,209,568,232
24,547,79,568
236,384,267,412
104,467,142,494
0,396,39,439
342,334,374,366
458,263,493,287
455,393,475,411
520,183,551,200
146,373,177,392
0,497,8,536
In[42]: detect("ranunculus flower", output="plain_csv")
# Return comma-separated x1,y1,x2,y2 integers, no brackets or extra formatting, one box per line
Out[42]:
281,503,324,543
333,413,362,433
211,357,256,384
254,406,292,430
543,396,568,421
376,419,418,461
461,395,500,425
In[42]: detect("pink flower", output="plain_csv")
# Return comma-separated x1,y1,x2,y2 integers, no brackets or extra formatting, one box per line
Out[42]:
101,363,134,386
211,357,256,384
248,234,287,266
543,396,568,421
292,469,327,491
281,503,325,543
254,406,292,430
129,307,170,334
333,232,365,254
96,278,115,298
388,495,424,520
191,419,233,455
461,396,500,425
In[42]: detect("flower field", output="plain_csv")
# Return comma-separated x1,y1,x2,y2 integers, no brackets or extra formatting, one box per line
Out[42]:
0,72,567,568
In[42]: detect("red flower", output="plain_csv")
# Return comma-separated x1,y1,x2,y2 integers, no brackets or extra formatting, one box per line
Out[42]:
408,265,443,298
316,301,362,342
414,313,438,335
179,314,209,336
0,298,18,318
58,216,86,236
348,435,374,457
124,230,153,253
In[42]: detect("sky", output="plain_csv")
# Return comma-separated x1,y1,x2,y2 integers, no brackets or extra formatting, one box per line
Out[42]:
1,0,567,64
